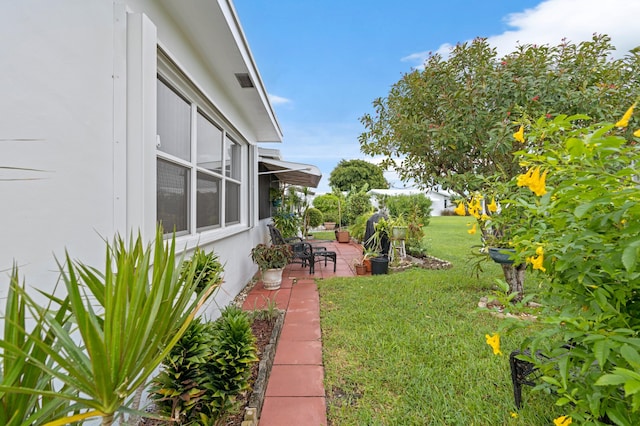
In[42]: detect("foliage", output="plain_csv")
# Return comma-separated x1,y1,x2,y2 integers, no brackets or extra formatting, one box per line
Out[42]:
359,34,640,195
304,207,324,228
150,307,258,425
0,227,217,425
180,248,224,293
385,194,432,250
507,110,640,424
366,217,391,255
349,211,373,243
343,186,373,225
150,318,216,423
271,210,300,239
0,267,77,426
313,193,340,224
250,243,293,270
328,159,388,192
205,306,258,420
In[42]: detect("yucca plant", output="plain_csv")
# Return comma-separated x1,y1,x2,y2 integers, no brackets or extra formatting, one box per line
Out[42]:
0,227,218,425
0,267,77,426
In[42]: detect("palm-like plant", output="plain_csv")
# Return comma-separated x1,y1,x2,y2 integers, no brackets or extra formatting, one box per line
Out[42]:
0,227,219,425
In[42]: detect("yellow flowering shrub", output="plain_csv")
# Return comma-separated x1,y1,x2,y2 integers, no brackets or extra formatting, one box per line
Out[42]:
512,109,640,424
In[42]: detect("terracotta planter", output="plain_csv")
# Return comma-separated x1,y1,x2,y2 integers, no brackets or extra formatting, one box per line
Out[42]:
363,258,372,272
336,230,350,243
262,268,284,290
355,264,367,275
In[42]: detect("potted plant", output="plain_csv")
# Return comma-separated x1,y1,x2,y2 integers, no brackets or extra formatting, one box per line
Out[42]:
352,258,367,275
250,243,293,290
389,215,408,241
352,248,378,275
269,187,283,207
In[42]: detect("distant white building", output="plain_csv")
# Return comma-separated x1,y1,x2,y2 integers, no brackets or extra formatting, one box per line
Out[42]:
368,188,456,216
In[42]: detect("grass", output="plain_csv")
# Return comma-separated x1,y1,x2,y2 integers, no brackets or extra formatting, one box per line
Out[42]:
319,216,562,425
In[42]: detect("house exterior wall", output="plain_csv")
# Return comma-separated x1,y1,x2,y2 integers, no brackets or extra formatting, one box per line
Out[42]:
1,0,272,317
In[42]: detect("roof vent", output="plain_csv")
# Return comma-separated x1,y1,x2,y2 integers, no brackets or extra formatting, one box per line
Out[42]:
235,73,254,88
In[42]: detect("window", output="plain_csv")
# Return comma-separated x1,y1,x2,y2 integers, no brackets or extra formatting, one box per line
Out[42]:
156,73,247,236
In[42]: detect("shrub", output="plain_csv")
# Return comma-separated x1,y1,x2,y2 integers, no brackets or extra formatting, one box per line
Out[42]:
180,248,224,293
385,194,432,227
150,307,258,424
305,207,324,228
344,190,372,225
510,111,640,424
313,193,340,224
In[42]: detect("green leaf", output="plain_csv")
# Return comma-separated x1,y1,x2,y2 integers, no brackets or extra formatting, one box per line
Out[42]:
622,243,639,272
595,374,626,386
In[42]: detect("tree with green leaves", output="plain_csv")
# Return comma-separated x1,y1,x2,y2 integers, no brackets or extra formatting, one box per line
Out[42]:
328,159,388,192
359,34,640,195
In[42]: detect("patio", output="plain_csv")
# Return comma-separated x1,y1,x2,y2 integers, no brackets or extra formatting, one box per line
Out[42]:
242,239,362,425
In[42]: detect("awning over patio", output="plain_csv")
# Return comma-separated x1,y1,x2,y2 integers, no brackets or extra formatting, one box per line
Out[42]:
258,157,322,188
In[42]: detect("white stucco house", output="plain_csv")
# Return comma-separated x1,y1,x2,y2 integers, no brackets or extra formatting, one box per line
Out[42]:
0,0,318,316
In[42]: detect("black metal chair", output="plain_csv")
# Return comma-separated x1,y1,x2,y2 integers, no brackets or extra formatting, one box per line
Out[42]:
289,242,315,274
268,223,302,245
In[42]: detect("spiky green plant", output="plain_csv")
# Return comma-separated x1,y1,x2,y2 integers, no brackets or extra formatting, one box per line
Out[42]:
180,248,224,293
0,227,218,425
0,267,77,426
150,318,216,423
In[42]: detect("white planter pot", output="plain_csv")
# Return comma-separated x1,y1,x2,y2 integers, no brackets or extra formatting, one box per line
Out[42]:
262,268,284,290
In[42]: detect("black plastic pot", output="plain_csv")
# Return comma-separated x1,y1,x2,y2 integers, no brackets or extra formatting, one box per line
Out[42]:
370,256,389,275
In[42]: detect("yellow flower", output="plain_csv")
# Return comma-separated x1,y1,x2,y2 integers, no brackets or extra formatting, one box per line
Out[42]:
615,103,636,128
554,415,572,426
528,246,546,272
510,412,519,418
454,202,466,216
487,197,498,212
529,169,548,196
480,213,490,221
513,125,525,142
467,223,477,235
518,167,548,196
485,333,502,355
517,167,535,187
634,128,640,137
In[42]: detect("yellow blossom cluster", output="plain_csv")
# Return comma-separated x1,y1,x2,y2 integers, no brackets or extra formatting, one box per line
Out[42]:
553,415,572,426
616,102,640,137
485,333,502,355
517,166,548,196
467,223,477,235
513,125,525,143
527,246,546,272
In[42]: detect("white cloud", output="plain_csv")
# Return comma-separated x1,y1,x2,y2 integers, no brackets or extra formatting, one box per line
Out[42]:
404,0,640,67
268,93,292,105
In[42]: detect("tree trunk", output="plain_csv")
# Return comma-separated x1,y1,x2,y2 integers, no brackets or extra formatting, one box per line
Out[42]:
501,263,526,302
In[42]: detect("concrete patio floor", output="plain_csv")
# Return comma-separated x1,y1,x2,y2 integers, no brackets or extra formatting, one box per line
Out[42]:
242,239,363,425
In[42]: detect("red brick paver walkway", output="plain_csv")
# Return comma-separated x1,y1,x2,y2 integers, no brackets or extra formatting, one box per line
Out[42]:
242,239,363,425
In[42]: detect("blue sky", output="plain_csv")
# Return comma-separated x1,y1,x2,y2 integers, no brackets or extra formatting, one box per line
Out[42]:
234,0,640,193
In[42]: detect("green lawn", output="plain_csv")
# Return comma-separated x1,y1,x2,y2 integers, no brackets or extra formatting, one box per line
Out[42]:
319,216,561,425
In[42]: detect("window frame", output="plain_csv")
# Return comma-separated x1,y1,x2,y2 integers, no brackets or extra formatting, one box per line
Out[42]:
156,50,251,242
